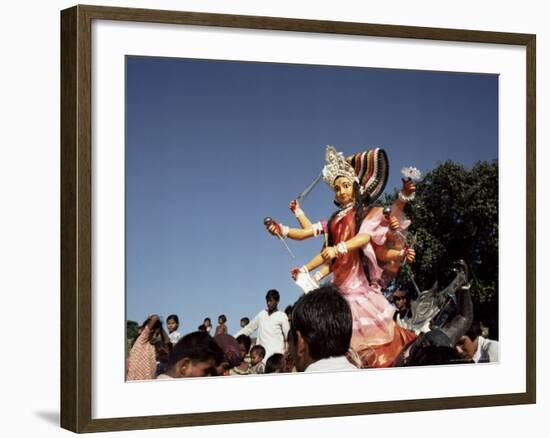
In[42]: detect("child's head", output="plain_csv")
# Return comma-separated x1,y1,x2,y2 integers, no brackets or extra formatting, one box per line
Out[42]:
203,317,211,327
265,353,285,374
240,317,250,328
250,345,266,366
166,314,179,333
236,334,252,360
167,331,223,378
218,314,227,325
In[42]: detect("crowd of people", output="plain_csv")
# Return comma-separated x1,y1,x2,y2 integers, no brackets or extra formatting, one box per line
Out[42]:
127,281,497,381
126,145,499,381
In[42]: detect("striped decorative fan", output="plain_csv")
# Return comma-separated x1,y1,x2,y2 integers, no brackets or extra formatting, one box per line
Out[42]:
346,148,389,203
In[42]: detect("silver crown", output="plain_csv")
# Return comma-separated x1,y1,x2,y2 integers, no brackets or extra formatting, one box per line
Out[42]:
322,145,358,189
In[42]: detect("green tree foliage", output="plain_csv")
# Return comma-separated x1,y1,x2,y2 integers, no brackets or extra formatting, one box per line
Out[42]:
127,320,140,340
386,160,499,336
126,320,140,354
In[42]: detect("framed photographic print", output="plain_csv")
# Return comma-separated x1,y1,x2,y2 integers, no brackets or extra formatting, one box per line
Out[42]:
60,4,536,433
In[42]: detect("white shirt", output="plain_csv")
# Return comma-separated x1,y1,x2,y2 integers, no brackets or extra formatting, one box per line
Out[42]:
169,331,181,344
234,309,290,360
305,356,358,373
156,373,174,380
473,336,499,363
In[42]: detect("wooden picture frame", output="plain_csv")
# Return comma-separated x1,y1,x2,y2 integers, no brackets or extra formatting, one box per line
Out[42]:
61,4,536,433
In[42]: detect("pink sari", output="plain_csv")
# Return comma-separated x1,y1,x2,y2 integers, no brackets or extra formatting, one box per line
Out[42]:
330,207,416,367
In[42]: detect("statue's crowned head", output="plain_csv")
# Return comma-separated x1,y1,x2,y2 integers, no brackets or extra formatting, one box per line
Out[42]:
322,145,389,204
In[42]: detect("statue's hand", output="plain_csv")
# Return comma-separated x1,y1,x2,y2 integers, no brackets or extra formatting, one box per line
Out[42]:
265,219,282,236
289,199,300,212
291,267,301,280
404,248,416,263
321,246,337,262
401,178,416,197
389,216,400,231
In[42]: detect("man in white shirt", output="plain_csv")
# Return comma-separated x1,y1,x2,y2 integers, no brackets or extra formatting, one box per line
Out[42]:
288,285,358,373
456,321,499,363
234,289,290,362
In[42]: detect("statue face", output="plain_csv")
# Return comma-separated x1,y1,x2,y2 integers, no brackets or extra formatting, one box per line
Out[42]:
333,176,355,205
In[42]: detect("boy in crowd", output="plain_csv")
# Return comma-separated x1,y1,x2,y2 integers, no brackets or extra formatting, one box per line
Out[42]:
288,285,357,372
235,289,290,362
456,321,499,363
392,287,415,331
230,334,252,375
157,331,223,379
265,353,285,374
249,345,266,374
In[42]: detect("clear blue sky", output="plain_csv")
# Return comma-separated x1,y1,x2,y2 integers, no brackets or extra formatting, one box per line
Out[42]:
126,56,498,334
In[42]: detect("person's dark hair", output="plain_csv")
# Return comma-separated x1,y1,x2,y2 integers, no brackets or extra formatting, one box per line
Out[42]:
204,317,211,324
250,344,266,358
266,289,280,302
218,314,227,323
240,317,250,326
465,321,482,342
265,353,285,373
155,339,171,364
395,282,412,296
393,288,410,300
167,331,223,369
131,316,162,347
328,180,372,282
284,305,293,317
289,285,352,361
392,287,412,320
236,334,252,354
141,315,162,331
393,329,471,367
214,334,242,368
166,314,179,325
197,324,207,331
